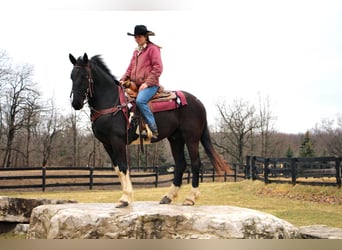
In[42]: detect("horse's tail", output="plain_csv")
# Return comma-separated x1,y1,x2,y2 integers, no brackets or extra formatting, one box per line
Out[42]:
200,123,232,174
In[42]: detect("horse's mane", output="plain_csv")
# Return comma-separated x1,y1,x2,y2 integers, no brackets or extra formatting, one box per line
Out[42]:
90,55,119,84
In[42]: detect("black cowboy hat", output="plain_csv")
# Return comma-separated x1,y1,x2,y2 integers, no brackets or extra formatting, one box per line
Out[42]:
127,25,155,36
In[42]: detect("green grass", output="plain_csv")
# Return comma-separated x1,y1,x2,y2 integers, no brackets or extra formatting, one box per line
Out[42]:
3,180,342,229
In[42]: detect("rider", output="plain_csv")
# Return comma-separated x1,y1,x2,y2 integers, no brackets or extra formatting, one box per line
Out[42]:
120,25,163,142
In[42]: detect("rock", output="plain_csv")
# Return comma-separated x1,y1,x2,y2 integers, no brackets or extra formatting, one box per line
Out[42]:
299,225,342,239
0,196,77,223
27,202,300,239
13,223,30,235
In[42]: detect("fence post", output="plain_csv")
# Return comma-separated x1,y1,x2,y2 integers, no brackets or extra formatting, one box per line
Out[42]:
155,166,159,188
251,156,257,180
245,155,251,179
200,167,203,183
233,163,237,182
264,158,269,184
42,166,46,192
212,167,215,182
335,158,341,188
291,158,297,186
187,169,191,184
224,171,227,182
89,166,94,190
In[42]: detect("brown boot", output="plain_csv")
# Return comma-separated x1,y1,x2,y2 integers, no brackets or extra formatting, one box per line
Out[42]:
150,130,159,143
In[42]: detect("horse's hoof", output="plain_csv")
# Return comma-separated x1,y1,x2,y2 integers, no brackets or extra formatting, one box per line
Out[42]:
115,200,129,208
182,198,195,206
159,196,172,204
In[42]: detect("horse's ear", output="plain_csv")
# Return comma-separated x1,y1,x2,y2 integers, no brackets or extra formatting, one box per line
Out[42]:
69,53,77,65
83,53,88,63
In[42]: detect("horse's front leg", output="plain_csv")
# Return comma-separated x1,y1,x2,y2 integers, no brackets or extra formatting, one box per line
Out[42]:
103,143,133,208
114,166,133,208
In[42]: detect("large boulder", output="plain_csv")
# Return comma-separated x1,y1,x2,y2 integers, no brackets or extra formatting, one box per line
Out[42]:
27,202,300,239
0,196,77,223
299,225,342,239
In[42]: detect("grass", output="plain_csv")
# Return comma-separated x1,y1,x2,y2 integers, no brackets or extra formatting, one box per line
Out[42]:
2,180,342,231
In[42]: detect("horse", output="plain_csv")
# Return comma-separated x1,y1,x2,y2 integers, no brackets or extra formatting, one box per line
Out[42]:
69,53,231,207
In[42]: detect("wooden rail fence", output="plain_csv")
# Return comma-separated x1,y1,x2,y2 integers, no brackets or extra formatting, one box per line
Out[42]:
1,156,340,191
246,156,342,187
0,164,245,192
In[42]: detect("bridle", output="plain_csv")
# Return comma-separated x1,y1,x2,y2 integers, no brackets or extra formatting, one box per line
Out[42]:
70,64,94,103
71,63,130,124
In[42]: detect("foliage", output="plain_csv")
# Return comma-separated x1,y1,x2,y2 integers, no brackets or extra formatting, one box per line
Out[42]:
286,145,294,157
299,131,315,157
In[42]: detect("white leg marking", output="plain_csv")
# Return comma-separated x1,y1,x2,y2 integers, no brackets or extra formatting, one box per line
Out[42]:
115,167,134,204
183,187,200,205
165,184,180,200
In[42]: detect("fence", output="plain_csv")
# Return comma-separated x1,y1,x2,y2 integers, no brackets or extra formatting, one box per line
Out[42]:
0,164,246,192
1,156,340,191
247,156,342,187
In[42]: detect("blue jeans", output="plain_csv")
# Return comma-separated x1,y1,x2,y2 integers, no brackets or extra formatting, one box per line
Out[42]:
136,86,159,132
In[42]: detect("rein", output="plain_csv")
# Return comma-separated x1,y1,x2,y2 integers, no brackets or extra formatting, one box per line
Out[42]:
89,86,130,123
74,63,130,124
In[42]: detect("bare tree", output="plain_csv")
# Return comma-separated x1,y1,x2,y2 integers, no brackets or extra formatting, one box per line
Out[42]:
0,50,11,82
39,98,63,166
313,116,342,156
0,50,11,145
23,88,40,166
215,98,260,164
2,63,38,168
257,94,277,157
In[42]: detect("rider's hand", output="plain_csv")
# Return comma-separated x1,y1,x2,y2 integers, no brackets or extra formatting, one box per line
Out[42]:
139,83,148,91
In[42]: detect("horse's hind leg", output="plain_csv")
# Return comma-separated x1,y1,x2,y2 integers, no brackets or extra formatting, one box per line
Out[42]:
182,141,201,206
160,133,186,204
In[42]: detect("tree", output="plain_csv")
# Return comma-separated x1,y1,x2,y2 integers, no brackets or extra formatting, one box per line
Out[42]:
215,98,260,164
0,50,11,146
258,94,277,157
39,98,63,167
299,131,315,157
2,63,39,168
285,145,294,158
313,116,342,156
23,88,41,166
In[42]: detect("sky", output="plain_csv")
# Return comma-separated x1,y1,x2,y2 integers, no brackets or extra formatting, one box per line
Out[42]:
1,0,342,133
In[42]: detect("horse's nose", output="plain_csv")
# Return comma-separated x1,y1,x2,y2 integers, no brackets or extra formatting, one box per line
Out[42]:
72,103,82,110
70,93,83,110
71,100,83,110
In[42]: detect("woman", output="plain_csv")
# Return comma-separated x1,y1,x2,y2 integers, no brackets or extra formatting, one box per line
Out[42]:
120,25,163,142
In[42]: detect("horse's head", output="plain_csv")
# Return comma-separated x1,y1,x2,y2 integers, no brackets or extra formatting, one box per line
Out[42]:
69,53,92,110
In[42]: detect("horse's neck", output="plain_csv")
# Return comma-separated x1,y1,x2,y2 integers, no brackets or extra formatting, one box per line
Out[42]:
89,69,119,109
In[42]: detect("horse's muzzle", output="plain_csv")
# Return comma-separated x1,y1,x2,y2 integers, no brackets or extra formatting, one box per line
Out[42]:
70,92,84,110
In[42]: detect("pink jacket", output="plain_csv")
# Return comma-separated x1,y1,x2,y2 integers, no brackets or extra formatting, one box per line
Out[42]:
121,43,163,87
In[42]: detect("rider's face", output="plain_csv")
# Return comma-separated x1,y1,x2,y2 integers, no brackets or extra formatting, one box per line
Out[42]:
134,35,147,46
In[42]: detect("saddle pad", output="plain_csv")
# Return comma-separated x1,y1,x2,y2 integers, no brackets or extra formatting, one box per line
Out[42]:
149,91,187,113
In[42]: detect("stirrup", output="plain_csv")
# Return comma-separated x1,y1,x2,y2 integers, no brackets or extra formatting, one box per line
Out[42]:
151,131,159,142
141,130,148,139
